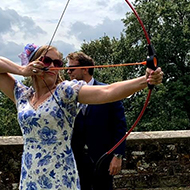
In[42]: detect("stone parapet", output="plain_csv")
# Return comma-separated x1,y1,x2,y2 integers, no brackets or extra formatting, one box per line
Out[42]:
0,136,23,145
1,130,190,145
113,130,190,189
0,130,190,190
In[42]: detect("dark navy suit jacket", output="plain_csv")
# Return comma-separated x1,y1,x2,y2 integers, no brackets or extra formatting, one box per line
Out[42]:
71,79,127,163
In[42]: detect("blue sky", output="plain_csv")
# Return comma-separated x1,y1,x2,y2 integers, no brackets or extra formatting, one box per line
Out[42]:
0,0,132,66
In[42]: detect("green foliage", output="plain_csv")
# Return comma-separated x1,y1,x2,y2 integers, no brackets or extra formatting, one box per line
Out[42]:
0,92,21,136
121,0,190,131
80,0,190,131
81,36,126,83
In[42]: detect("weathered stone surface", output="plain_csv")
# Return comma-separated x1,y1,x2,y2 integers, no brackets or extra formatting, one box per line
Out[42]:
0,136,23,145
0,145,22,190
113,131,190,189
0,131,190,190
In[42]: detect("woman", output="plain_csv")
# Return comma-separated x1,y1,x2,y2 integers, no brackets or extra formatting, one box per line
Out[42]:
0,44,163,190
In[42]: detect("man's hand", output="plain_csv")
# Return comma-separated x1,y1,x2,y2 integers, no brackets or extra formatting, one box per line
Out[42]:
108,156,122,175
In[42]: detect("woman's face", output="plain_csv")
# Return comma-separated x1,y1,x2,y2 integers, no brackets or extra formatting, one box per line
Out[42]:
40,49,61,84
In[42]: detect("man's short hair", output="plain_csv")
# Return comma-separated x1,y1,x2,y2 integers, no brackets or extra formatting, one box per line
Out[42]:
67,52,95,75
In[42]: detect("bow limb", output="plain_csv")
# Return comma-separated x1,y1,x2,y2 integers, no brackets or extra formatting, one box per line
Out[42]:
125,0,158,88
95,0,158,172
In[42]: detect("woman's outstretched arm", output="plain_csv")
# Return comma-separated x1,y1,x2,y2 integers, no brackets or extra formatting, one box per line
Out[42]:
78,67,163,104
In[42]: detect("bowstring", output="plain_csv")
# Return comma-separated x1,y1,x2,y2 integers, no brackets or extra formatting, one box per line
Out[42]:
42,0,71,107
44,0,71,57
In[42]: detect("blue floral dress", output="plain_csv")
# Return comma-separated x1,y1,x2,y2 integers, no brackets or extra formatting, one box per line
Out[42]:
14,79,86,190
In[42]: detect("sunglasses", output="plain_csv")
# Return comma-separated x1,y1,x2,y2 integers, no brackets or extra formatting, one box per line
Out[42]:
67,65,82,72
39,56,63,68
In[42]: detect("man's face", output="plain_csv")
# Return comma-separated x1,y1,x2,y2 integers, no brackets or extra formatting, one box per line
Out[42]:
67,59,84,80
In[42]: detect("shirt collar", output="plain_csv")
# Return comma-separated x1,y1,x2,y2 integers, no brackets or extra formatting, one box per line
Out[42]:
87,77,94,86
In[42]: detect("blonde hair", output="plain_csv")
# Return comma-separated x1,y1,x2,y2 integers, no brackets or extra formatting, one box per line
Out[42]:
30,45,63,62
30,45,64,84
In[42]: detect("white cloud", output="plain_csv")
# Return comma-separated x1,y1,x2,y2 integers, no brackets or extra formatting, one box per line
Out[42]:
51,40,76,57
0,0,133,62
68,17,124,42
0,41,23,62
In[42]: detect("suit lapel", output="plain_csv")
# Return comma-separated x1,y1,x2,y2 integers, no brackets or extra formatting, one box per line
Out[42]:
85,80,99,116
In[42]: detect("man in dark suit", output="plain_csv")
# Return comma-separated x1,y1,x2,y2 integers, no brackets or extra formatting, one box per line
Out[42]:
67,52,127,190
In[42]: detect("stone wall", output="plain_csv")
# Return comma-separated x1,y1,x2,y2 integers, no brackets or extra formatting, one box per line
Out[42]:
113,130,190,189
0,131,190,190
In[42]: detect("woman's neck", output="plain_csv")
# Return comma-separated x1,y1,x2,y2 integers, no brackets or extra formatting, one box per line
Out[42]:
32,77,56,98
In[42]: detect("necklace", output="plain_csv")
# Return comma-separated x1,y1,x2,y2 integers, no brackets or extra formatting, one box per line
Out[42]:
31,91,51,107
31,85,56,108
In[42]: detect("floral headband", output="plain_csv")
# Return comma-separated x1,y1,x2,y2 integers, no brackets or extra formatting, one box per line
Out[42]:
18,43,40,66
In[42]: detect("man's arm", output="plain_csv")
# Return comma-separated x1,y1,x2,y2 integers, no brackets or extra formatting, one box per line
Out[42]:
109,100,127,175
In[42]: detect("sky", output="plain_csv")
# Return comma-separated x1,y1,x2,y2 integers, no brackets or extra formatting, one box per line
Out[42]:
0,0,132,66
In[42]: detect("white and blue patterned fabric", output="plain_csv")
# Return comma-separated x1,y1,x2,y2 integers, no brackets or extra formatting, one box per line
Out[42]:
14,79,86,190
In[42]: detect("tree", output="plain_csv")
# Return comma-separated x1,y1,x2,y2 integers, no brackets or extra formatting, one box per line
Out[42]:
79,0,190,131
81,36,124,83
0,92,21,136
122,0,190,130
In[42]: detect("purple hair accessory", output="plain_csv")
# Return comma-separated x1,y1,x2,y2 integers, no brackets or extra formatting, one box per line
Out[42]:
18,43,40,66
18,52,29,66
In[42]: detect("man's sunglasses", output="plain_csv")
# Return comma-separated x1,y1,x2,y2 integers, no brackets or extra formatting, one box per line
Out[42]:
39,56,63,68
67,65,82,72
